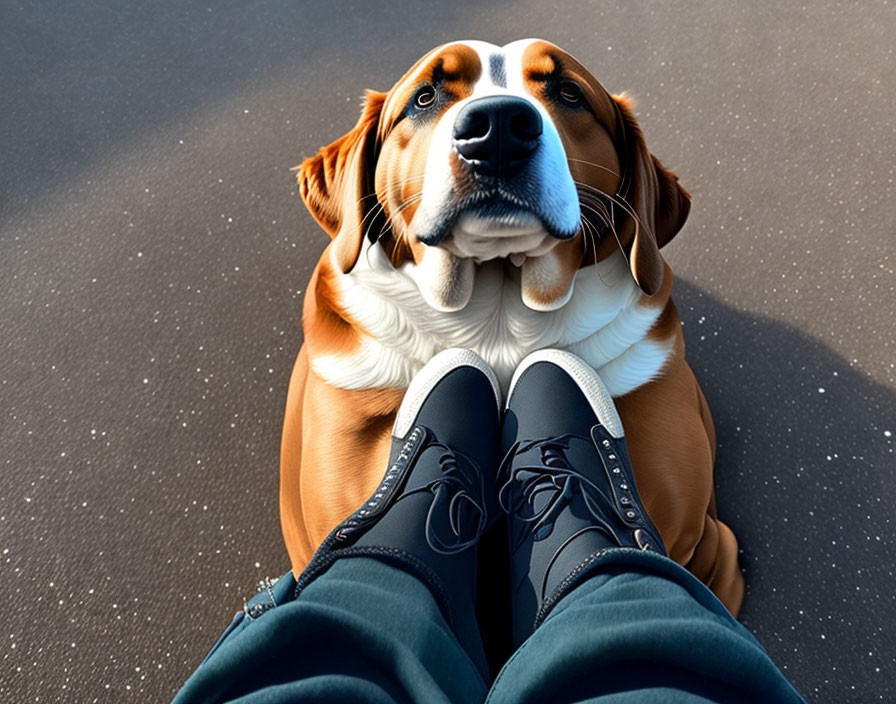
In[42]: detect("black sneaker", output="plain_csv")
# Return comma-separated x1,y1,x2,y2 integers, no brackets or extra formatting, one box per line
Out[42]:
295,348,502,636
500,349,665,647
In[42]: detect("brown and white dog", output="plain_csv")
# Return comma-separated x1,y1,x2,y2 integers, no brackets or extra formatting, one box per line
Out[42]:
281,39,745,615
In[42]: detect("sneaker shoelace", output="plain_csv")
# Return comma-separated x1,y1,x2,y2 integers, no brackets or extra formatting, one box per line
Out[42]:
499,433,626,550
396,440,488,554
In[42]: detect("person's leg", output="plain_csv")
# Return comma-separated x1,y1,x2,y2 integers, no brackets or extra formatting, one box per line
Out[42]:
174,349,503,703
173,558,488,704
488,550,804,703
488,350,805,703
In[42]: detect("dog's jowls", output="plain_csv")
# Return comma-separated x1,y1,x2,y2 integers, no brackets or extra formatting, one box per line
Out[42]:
282,39,744,615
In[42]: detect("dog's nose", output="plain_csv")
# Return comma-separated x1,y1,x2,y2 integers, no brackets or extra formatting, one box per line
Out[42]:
453,96,542,178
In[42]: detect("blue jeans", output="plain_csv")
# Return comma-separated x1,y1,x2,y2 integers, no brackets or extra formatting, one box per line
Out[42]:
173,549,805,703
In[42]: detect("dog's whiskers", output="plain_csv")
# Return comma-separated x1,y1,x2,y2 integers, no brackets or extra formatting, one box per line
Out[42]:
353,175,426,209
374,192,424,267
578,216,613,287
578,199,629,270
579,215,599,267
567,157,621,178
573,179,645,239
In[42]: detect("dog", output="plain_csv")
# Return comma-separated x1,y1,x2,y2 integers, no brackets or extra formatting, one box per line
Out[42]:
280,39,744,615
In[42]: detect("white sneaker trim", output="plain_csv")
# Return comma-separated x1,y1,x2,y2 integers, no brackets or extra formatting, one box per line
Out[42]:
393,348,502,439
507,349,625,439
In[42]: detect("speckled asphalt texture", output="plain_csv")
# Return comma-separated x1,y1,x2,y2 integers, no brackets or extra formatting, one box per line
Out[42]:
2,1,894,701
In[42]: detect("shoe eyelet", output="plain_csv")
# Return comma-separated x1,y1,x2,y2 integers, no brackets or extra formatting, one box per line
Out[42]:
634,528,651,550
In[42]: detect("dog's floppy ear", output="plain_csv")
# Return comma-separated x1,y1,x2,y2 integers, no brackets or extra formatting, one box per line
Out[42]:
296,90,387,273
611,94,690,296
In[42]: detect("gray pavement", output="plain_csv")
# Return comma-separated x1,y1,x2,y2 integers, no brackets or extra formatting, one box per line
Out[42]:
2,1,894,701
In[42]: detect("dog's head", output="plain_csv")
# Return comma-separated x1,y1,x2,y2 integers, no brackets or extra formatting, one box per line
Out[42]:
297,39,689,311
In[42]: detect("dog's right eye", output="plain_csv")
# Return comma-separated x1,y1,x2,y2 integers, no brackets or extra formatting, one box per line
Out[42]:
413,84,437,109
558,80,584,106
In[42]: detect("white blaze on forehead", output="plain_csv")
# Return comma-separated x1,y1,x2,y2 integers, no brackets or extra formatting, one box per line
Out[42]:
442,38,541,90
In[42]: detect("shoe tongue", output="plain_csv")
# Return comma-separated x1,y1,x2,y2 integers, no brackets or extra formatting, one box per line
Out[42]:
561,434,604,474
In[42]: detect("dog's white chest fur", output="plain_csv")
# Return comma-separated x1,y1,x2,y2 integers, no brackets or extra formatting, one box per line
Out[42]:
311,243,673,396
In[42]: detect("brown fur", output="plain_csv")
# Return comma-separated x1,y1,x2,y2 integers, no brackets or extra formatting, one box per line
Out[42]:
283,41,744,615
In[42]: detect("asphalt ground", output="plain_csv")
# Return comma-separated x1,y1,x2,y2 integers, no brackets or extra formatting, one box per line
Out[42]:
1,1,894,701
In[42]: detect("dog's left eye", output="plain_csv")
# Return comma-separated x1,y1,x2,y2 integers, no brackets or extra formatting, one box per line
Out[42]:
558,80,584,106
414,84,437,109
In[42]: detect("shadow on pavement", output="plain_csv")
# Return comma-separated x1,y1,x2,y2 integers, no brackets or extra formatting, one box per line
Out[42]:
674,278,895,702
0,0,501,221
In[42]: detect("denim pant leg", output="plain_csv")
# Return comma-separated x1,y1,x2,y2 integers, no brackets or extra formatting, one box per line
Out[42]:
173,557,489,704
486,550,806,704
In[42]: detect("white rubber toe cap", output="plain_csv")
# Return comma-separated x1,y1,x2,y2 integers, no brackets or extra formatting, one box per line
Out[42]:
393,348,503,439
508,349,625,439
